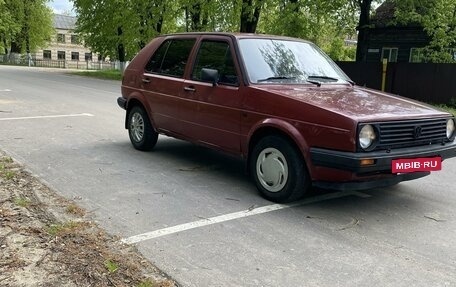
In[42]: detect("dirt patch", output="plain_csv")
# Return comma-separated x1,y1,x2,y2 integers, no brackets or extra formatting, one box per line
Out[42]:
0,153,177,287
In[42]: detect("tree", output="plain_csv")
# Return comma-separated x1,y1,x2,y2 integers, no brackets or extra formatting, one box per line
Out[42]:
394,0,456,63
259,0,358,60
72,0,170,63
354,0,373,62
0,0,53,56
0,0,21,54
70,0,362,62
240,0,264,32
134,0,166,48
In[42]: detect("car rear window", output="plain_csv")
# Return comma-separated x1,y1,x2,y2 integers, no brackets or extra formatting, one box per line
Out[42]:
145,38,196,78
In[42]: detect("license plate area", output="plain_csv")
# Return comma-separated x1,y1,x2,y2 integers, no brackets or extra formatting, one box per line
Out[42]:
392,157,442,173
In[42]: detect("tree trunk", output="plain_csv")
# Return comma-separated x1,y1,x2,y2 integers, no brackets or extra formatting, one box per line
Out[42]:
2,38,7,54
117,27,126,72
240,0,263,33
190,3,202,31
355,0,372,62
10,41,21,54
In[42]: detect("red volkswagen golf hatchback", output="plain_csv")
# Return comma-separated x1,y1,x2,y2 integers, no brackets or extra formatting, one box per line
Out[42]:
118,32,456,202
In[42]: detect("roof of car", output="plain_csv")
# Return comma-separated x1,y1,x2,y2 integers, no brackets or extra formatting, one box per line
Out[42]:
159,32,312,43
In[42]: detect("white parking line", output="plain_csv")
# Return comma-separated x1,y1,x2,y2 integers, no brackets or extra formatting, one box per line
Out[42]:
0,113,94,121
0,89,12,92
121,190,370,244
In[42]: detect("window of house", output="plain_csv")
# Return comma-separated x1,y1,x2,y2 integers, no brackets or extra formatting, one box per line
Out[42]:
71,35,79,44
43,50,51,60
145,39,196,77
57,51,66,60
192,41,238,85
409,48,424,63
57,34,66,43
71,52,79,61
85,53,92,61
381,47,398,62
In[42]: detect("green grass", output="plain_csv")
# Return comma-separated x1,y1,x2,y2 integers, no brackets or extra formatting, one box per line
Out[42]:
14,197,31,207
137,280,155,287
70,69,122,81
104,259,119,273
0,164,16,180
46,221,83,236
0,157,13,164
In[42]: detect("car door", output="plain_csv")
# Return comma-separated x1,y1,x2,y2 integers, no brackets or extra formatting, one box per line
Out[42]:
142,37,196,136
181,37,242,154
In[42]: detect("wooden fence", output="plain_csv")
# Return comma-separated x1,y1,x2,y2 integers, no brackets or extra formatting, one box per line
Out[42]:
336,62,456,105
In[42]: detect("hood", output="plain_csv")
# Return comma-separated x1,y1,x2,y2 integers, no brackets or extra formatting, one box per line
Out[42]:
258,85,449,122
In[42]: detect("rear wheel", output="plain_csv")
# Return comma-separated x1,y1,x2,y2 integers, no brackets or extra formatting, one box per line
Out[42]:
127,105,158,151
250,135,310,202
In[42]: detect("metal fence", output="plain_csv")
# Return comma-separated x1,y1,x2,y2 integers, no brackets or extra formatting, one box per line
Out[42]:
0,54,117,70
337,61,456,105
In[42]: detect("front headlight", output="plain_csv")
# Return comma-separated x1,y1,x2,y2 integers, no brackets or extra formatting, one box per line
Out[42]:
359,124,377,150
447,119,455,139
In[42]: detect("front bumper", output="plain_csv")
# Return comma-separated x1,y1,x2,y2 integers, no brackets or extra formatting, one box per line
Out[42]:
313,171,429,191
310,141,456,174
117,97,127,110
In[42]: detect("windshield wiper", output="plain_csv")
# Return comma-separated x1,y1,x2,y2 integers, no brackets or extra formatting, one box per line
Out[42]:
257,76,296,83
307,75,355,86
307,75,339,82
306,79,322,87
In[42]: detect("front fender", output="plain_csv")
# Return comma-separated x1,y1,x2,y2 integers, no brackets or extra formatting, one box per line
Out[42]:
245,118,310,161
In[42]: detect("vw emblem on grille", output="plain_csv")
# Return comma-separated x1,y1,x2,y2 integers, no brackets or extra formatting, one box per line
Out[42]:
414,126,423,139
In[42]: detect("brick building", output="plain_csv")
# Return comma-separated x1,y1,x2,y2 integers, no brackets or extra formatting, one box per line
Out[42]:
32,14,98,62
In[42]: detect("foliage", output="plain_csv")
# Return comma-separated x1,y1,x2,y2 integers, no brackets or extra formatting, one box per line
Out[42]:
0,0,53,54
394,0,456,63
0,0,22,53
71,0,362,62
327,38,357,61
434,104,456,116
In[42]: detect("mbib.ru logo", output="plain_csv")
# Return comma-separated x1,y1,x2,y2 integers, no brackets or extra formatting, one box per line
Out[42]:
392,157,442,173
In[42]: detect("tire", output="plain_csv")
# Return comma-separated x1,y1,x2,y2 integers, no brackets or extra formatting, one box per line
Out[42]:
127,105,158,151
250,135,310,203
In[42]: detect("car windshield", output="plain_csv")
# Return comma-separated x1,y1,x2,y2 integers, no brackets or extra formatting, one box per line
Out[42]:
238,38,351,85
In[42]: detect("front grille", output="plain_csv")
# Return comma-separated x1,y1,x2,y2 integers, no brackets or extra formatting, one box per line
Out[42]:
375,118,448,150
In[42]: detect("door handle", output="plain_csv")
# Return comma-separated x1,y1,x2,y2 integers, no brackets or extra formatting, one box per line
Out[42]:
142,78,151,83
184,86,196,92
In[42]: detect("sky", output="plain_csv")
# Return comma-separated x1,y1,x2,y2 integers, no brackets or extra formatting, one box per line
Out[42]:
48,0,74,15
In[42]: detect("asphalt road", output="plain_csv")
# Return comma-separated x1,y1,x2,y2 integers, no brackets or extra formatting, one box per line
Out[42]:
1,65,456,287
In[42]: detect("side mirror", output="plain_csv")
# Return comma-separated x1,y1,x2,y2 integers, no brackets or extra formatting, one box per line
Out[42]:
201,68,219,86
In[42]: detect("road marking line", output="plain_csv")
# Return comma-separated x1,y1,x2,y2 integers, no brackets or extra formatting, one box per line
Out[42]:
0,89,12,92
0,113,94,121
121,190,369,244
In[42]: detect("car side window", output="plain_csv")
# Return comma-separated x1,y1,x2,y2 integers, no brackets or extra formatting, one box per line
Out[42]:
192,41,238,86
145,39,195,78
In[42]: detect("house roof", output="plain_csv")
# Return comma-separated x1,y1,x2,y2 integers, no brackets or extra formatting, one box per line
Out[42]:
371,0,421,28
53,14,76,30
372,1,395,25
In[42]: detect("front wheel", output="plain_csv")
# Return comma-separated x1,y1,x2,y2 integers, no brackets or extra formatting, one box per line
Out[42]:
127,105,158,151
250,135,310,203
